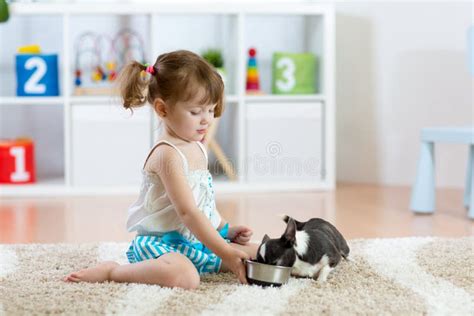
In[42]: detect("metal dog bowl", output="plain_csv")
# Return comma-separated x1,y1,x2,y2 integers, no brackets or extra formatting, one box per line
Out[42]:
245,259,292,287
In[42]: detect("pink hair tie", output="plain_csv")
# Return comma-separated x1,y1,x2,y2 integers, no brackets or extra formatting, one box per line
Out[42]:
144,63,155,75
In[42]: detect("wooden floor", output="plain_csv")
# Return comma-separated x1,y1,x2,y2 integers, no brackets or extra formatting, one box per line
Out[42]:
1,184,472,244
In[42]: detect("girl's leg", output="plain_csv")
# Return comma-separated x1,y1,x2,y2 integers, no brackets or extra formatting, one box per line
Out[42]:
220,242,259,273
64,252,200,290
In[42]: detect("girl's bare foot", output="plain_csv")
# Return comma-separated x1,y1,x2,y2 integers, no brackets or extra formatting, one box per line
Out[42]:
63,261,119,283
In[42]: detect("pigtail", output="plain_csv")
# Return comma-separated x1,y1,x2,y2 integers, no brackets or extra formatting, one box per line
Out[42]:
118,61,149,110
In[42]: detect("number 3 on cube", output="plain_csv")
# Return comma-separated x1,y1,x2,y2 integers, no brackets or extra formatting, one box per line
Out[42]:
272,52,317,95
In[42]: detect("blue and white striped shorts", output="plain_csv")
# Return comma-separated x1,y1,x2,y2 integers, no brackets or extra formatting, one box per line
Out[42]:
126,224,229,275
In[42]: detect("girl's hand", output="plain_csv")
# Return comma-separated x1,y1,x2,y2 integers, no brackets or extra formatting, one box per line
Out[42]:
228,225,253,245
222,247,249,284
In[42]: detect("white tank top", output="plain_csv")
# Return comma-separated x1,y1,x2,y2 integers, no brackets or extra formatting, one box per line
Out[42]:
126,140,221,242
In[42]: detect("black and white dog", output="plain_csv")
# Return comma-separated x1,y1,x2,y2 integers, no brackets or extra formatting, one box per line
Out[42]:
256,215,350,283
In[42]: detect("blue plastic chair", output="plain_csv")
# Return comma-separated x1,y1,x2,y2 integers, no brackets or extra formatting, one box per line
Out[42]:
410,127,474,219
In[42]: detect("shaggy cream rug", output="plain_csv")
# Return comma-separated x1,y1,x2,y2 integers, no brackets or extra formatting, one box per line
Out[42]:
0,237,473,315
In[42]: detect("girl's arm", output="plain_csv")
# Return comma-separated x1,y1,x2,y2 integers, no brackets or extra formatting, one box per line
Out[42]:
151,145,249,283
217,215,253,245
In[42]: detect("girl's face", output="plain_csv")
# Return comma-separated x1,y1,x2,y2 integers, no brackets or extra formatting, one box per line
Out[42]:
162,87,217,142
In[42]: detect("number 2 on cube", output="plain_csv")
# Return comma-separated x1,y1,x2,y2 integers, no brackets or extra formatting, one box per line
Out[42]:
24,57,47,94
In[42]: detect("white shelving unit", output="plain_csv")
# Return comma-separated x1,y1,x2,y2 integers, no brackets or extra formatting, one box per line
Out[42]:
0,1,335,196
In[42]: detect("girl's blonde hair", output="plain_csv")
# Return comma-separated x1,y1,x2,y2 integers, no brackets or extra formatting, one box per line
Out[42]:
118,50,224,117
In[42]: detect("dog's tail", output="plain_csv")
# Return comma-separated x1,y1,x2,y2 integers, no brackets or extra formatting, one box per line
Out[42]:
342,253,354,262
341,245,352,262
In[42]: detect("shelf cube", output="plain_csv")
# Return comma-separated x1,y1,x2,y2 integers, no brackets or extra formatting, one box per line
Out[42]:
0,139,36,184
272,52,317,94
246,102,323,182
16,54,59,96
71,105,150,186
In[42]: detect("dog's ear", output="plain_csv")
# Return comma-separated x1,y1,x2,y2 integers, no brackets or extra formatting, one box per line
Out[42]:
279,214,291,223
262,234,270,243
281,218,296,246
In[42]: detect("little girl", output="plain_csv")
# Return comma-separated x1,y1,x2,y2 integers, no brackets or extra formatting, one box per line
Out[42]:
64,50,258,289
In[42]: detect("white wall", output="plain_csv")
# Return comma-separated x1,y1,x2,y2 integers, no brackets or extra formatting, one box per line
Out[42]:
1,1,472,187
335,1,473,188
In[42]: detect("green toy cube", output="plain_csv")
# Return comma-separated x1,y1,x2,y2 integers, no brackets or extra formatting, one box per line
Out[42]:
272,52,317,94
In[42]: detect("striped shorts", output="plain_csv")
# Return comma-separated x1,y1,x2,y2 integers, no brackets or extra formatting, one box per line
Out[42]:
126,224,229,275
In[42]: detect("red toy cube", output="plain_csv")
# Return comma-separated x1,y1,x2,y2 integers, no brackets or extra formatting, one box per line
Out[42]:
0,138,36,184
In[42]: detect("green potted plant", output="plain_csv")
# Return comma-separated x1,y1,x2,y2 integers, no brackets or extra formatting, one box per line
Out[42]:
0,0,9,23
202,48,226,88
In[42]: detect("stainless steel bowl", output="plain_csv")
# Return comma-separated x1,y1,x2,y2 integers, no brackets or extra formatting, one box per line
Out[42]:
245,259,293,287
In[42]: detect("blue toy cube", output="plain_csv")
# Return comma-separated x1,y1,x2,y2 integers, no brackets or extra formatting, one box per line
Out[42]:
16,54,59,96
